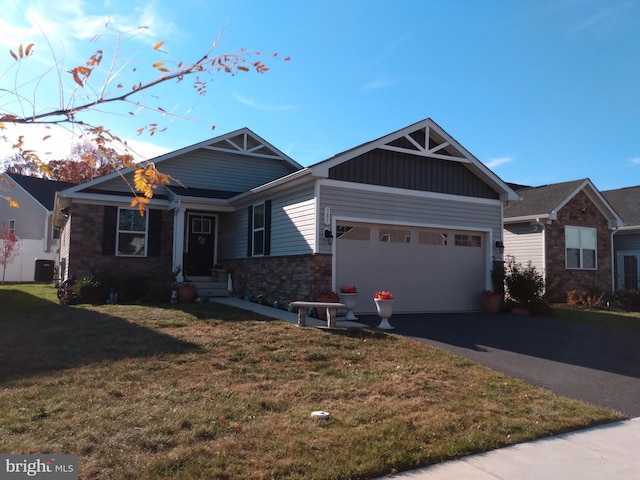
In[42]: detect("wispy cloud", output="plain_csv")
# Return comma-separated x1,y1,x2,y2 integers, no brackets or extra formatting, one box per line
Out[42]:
232,93,295,111
484,156,514,169
569,3,631,34
629,157,640,165
360,77,393,93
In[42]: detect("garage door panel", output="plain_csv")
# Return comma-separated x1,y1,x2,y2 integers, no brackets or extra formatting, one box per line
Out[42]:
336,222,485,313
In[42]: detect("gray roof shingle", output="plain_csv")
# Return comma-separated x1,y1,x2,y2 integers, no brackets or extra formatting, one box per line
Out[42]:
503,179,587,219
602,186,640,227
5,173,76,210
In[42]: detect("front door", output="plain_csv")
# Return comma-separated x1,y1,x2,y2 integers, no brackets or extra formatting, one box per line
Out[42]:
617,251,640,290
185,214,216,277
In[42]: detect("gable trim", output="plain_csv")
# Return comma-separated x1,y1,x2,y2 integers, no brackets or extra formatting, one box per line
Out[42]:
309,118,519,202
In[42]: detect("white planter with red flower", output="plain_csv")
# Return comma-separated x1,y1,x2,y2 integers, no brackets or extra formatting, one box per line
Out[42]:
373,291,395,329
339,286,359,320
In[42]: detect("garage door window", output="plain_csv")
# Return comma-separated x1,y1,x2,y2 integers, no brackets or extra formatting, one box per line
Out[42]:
337,225,370,241
455,234,481,247
379,228,411,243
419,231,448,246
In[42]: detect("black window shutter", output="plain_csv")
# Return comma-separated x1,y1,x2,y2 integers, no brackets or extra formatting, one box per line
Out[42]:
264,200,272,256
102,206,117,255
147,209,162,256
247,205,254,257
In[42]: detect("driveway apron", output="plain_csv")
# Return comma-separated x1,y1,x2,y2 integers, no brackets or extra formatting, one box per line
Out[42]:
358,312,640,416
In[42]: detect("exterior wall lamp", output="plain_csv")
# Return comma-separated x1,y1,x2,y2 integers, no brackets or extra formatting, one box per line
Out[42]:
323,228,334,244
495,240,504,253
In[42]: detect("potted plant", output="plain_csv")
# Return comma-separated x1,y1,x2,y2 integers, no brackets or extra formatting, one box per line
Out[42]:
177,282,197,303
316,290,340,319
339,285,359,320
373,290,395,329
481,290,503,313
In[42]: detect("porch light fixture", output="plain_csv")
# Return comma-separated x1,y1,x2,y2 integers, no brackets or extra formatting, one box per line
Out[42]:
323,228,334,245
495,240,505,253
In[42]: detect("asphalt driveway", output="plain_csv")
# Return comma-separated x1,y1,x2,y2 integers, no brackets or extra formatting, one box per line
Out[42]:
357,312,640,417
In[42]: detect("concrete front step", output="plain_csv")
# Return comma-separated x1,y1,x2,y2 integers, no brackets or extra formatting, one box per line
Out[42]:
188,279,229,299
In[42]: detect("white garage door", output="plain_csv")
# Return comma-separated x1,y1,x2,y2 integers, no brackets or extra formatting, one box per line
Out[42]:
335,221,487,313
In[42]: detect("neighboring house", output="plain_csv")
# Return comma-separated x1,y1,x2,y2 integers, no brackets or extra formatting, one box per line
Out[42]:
602,186,640,291
0,172,76,282
503,179,623,301
54,118,519,313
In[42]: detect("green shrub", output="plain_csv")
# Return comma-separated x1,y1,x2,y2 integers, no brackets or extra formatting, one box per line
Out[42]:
504,257,549,314
611,289,640,312
76,275,109,304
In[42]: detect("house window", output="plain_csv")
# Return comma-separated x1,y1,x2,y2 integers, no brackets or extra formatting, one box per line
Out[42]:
116,208,148,256
252,202,265,256
9,219,15,235
565,226,596,269
247,201,271,257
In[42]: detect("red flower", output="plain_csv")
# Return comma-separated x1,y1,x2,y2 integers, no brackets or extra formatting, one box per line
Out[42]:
340,285,358,293
374,291,394,300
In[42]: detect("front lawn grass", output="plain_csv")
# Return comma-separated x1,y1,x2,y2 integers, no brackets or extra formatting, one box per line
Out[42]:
1,284,622,479
552,304,640,333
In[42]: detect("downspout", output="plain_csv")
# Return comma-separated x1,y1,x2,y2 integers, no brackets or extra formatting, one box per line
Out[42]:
610,227,618,294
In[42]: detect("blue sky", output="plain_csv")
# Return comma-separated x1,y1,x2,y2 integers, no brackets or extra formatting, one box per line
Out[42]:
1,0,639,191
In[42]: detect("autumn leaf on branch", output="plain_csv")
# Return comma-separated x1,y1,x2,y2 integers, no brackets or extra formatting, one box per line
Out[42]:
1,23,289,209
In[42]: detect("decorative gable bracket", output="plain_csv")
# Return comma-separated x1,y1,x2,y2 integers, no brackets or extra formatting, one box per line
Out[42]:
378,125,470,163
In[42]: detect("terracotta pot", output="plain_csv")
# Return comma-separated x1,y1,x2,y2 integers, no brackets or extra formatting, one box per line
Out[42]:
177,284,197,303
481,292,503,313
316,294,339,319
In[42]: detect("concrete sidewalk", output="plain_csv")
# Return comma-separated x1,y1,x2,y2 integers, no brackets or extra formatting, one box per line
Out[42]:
374,418,640,479
210,296,367,328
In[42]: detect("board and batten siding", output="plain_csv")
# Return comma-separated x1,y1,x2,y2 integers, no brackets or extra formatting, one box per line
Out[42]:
220,185,316,259
93,149,298,195
318,184,502,254
503,223,545,276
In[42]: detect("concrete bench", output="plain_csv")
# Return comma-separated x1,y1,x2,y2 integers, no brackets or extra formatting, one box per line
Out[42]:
288,301,345,328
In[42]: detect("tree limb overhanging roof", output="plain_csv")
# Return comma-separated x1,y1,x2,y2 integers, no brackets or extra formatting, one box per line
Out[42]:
4,172,76,210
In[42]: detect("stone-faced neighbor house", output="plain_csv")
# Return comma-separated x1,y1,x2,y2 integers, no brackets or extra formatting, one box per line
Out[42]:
503,179,624,302
0,172,75,282
54,118,519,313
602,186,640,291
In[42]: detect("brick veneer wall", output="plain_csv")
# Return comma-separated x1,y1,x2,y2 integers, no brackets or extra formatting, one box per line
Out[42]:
67,203,174,280
544,191,612,301
223,254,333,307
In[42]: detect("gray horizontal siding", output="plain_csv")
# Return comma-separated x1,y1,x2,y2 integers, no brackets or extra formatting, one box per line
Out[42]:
90,149,298,195
0,184,46,240
220,185,316,259
329,149,499,199
614,232,640,252
319,185,502,254
503,224,545,276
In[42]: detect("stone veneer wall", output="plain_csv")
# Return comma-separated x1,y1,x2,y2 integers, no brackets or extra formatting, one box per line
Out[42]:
544,190,612,301
223,254,333,307
67,203,174,280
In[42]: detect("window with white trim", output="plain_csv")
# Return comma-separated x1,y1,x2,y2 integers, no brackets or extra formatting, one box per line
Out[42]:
9,219,15,235
116,208,148,256
565,226,596,269
252,202,265,256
